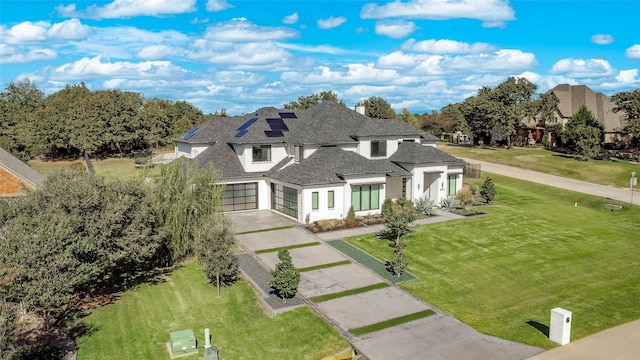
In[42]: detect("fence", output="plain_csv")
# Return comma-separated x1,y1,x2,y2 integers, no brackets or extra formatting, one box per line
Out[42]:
464,164,481,179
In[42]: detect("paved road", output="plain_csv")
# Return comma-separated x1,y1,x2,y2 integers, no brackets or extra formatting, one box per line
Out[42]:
462,158,638,204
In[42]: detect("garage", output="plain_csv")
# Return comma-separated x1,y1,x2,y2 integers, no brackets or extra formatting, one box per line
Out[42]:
271,183,298,219
223,182,258,211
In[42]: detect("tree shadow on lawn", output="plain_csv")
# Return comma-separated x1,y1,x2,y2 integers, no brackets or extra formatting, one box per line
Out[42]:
526,320,550,337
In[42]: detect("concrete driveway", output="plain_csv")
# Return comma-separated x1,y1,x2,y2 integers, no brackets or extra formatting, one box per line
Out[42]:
230,210,543,360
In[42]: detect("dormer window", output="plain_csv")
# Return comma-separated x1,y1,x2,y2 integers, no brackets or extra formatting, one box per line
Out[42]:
371,140,387,157
252,145,271,162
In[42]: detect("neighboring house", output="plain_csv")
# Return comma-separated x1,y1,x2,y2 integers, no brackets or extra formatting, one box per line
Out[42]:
522,84,627,146
175,102,466,224
0,147,43,197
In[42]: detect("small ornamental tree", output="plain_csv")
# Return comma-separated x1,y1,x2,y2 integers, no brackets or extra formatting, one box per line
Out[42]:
345,205,356,225
378,198,417,248
387,241,408,277
480,177,497,204
269,249,300,302
198,213,239,296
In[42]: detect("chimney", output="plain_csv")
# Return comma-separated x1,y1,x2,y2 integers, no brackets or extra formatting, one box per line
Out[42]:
355,105,365,115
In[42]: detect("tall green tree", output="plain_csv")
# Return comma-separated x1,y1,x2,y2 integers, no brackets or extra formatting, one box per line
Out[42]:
357,96,396,119
459,95,499,145
611,89,640,146
562,105,604,159
269,249,300,302
487,77,538,147
480,177,497,204
397,108,419,127
378,198,417,248
198,213,239,295
418,110,455,136
283,90,346,109
0,79,44,159
150,158,224,261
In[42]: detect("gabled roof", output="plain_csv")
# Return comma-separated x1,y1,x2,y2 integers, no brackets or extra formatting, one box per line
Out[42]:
549,84,626,132
389,142,467,166
270,147,411,186
195,142,263,180
0,147,43,188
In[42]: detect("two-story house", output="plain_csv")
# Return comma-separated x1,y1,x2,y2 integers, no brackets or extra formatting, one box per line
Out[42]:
175,102,466,223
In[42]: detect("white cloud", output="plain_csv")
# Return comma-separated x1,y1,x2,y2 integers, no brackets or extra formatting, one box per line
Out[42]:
203,19,299,42
374,20,416,39
590,34,614,45
206,0,234,12
57,0,197,19
281,63,400,85
317,16,347,30
47,19,92,40
625,45,640,60
188,41,293,68
282,12,299,24
136,45,182,60
277,42,350,55
402,38,496,54
1,21,48,44
549,58,615,78
51,56,187,80
0,45,57,64
360,0,515,28
596,69,639,90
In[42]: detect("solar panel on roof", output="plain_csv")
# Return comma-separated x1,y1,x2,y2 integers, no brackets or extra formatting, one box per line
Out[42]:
264,130,284,137
235,129,248,137
238,117,258,131
183,126,199,140
279,112,297,119
266,118,289,131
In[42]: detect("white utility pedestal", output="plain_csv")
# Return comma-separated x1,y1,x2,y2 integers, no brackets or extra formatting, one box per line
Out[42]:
204,328,211,349
549,308,572,345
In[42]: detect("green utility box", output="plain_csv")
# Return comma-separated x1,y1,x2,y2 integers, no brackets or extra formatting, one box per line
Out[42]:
170,329,197,355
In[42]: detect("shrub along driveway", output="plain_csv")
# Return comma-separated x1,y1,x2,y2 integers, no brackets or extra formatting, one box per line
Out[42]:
232,211,543,360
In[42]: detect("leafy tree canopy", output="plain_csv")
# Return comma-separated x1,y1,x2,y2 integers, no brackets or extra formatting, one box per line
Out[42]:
283,91,345,109
357,96,396,119
562,105,603,159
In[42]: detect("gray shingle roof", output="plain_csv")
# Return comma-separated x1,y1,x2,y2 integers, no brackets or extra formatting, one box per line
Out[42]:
389,142,467,166
549,84,626,132
0,147,43,188
270,147,411,186
195,142,264,180
177,101,427,147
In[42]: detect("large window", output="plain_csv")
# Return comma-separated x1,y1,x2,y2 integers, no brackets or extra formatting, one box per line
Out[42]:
351,184,380,211
447,174,457,196
252,145,271,162
272,184,298,219
312,192,319,210
371,140,387,157
328,191,335,209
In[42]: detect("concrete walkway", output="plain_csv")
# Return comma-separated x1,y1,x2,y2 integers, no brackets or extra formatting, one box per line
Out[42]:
231,210,543,360
462,158,637,204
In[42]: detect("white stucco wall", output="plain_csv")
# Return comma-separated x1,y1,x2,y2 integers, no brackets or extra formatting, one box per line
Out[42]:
175,142,209,159
344,175,387,217
301,184,345,223
236,144,288,172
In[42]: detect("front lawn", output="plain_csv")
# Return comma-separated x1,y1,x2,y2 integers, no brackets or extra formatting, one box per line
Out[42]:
76,260,347,359
439,143,639,188
345,174,640,349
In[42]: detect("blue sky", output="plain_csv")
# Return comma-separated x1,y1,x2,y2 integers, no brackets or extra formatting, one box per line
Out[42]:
1,0,639,115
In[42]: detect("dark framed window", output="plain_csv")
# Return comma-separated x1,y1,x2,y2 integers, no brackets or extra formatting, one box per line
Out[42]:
271,183,298,219
328,191,335,209
402,178,408,198
252,145,271,162
371,140,387,157
312,192,319,210
351,184,380,211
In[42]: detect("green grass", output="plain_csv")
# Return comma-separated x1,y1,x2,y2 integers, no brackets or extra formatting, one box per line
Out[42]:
439,143,640,188
345,173,640,349
235,226,294,235
311,283,390,303
328,240,417,284
254,242,321,254
298,260,351,273
349,310,436,336
75,260,347,360
29,157,159,181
